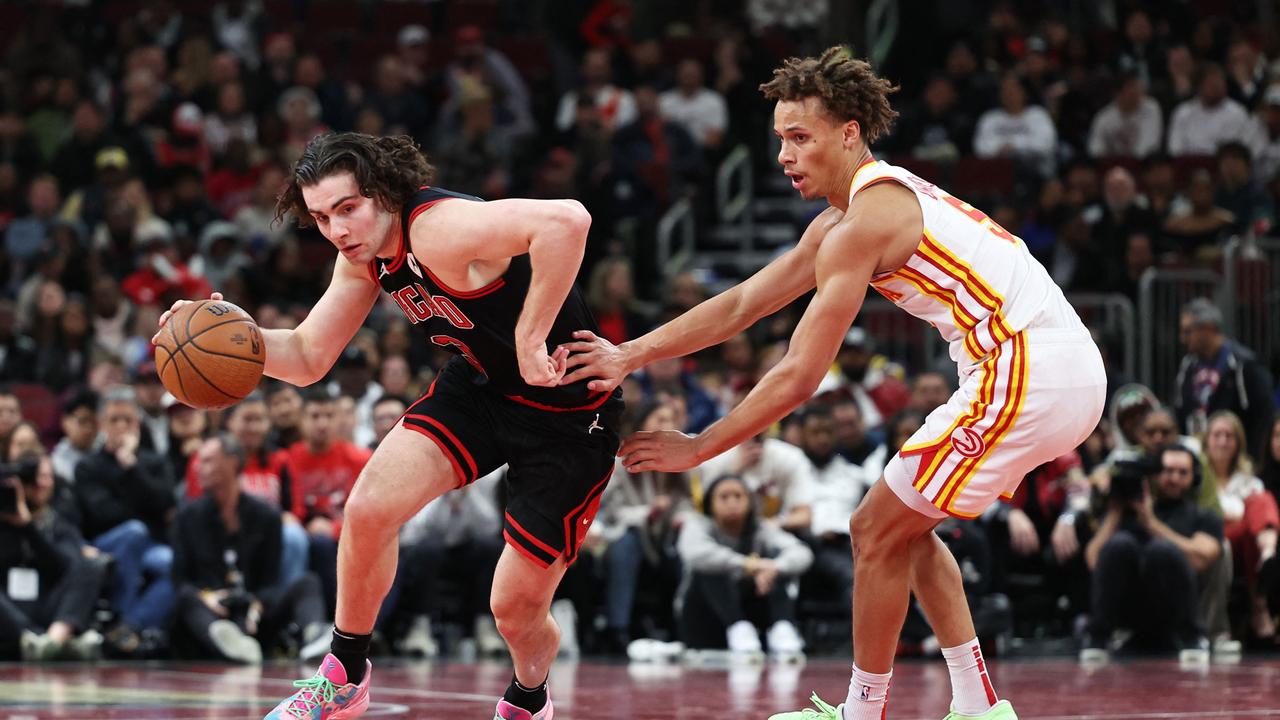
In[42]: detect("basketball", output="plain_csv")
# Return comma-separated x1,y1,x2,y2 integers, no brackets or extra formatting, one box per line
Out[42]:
154,299,266,410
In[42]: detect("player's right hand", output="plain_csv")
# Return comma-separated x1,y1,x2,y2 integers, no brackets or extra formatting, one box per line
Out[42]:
559,330,633,392
152,291,224,343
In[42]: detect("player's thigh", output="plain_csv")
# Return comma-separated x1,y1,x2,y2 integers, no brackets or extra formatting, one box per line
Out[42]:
346,424,461,527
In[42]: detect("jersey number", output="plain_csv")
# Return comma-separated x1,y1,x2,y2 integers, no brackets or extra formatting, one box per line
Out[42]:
431,335,486,374
942,194,1017,244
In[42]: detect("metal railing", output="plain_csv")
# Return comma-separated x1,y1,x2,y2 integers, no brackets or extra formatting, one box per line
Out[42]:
1222,236,1280,375
655,197,694,278
715,144,753,254
1138,268,1221,400
1066,293,1138,381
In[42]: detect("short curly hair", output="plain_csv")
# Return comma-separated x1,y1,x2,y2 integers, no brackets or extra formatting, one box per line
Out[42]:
276,132,435,227
759,46,899,144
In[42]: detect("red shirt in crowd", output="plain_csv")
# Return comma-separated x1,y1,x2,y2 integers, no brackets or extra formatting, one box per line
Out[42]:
285,439,372,537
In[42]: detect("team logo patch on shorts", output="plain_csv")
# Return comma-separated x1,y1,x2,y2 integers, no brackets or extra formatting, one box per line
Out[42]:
950,426,986,458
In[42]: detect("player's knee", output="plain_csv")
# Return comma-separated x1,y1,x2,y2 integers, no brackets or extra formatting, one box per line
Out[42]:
848,509,903,563
342,488,398,533
490,592,539,639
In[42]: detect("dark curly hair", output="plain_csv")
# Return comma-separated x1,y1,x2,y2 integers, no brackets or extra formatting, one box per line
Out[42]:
275,132,435,227
759,45,899,144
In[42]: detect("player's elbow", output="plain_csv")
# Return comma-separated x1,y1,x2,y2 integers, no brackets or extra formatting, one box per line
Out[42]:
777,360,825,407
556,199,592,240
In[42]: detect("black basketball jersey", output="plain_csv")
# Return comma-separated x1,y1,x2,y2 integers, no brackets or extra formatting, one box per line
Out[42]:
369,187,611,411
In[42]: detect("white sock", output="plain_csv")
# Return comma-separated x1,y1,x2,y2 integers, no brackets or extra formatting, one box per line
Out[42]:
843,664,892,720
940,638,997,715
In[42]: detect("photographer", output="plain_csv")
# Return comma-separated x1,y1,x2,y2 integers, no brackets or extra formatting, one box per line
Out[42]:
0,453,105,661
172,434,328,664
1082,445,1222,661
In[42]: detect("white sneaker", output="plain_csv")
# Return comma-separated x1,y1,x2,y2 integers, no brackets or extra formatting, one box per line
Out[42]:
626,638,686,663
550,599,579,659
300,622,334,663
474,615,506,657
67,629,104,661
208,619,262,665
726,620,764,662
1212,633,1242,662
20,631,56,662
766,621,805,662
399,616,437,658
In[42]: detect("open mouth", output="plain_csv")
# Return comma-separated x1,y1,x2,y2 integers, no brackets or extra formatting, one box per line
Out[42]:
786,173,805,190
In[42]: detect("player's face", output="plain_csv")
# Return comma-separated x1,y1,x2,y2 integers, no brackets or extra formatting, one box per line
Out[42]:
303,173,397,264
773,97,854,202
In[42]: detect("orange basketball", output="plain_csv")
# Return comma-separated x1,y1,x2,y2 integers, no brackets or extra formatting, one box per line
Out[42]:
154,300,266,410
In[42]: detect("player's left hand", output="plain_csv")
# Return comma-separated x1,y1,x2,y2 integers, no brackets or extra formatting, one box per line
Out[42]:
519,344,569,387
619,430,702,472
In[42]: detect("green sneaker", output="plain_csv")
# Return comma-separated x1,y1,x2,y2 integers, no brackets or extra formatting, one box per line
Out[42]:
943,700,1018,720
769,692,845,719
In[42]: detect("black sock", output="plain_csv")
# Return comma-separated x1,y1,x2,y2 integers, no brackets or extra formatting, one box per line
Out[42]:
330,628,372,685
502,674,548,713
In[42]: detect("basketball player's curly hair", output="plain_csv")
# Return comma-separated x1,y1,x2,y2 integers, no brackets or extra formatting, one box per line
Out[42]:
275,132,435,227
759,46,899,144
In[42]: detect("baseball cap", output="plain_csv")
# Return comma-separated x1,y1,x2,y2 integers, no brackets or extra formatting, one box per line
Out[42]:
1264,84,1280,107
398,24,429,47
172,102,204,135
842,327,872,350
95,146,129,171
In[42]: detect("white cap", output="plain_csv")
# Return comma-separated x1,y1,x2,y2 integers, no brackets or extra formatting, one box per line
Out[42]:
398,24,429,47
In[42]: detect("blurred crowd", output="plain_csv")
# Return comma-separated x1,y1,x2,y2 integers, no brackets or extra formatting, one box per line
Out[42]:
2,0,1280,664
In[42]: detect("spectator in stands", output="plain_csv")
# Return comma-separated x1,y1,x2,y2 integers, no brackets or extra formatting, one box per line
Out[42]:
1088,72,1163,159
1168,64,1253,157
389,469,506,659
368,55,431,141
697,420,813,534
286,388,372,612
675,474,811,658
293,53,352,133
4,174,60,291
192,222,252,291
0,300,37,383
590,400,689,653
1087,165,1158,267
166,400,208,484
1226,39,1267,110
659,59,728,151
5,421,41,461
637,356,718,434
266,382,303,450
1201,411,1279,638
369,394,406,451
1215,141,1275,235
434,81,512,199
1254,85,1280,186
51,388,97,482
585,256,655,346
0,453,106,661
890,74,973,162
233,164,290,253
75,386,175,637
1175,298,1275,457
611,84,703,212
1115,9,1164,87
799,406,866,612
1163,170,1234,261
277,86,330,167
172,433,329,664
1155,45,1198,116
907,371,952,415
556,48,637,133
329,346,380,449
830,394,878,468
376,356,413,404
443,25,534,143
1083,445,1221,662
974,72,1057,178
1262,415,1280,500
395,25,438,99
1140,153,1181,222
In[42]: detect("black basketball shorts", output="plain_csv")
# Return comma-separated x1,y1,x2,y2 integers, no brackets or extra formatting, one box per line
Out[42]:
400,360,623,568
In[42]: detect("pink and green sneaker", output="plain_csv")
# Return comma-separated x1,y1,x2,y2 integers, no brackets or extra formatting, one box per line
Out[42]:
264,653,371,720
493,697,554,720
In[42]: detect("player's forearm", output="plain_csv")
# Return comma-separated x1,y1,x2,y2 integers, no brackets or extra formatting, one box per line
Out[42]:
261,328,323,386
693,360,822,464
624,286,754,370
516,201,590,349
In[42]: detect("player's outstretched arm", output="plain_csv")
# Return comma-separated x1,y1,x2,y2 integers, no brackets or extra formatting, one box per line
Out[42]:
422,197,592,386
559,206,840,392
261,258,380,386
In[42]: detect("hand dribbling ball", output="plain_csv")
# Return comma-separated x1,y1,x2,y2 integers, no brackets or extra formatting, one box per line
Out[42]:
154,300,266,409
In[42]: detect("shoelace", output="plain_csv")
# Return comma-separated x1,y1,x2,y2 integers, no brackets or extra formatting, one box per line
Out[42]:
284,675,341,718
799,692,842,719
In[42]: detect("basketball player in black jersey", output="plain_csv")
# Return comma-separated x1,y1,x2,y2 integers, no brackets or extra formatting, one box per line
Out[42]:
157,133,621,720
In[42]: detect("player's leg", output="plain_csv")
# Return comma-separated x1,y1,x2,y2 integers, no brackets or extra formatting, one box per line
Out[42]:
489,546,568,718
263,426,460,720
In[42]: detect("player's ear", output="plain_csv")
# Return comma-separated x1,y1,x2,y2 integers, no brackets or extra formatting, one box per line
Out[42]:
843,119,862,149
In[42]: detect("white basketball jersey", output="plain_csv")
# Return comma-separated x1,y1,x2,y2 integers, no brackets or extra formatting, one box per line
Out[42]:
852,159,1083,365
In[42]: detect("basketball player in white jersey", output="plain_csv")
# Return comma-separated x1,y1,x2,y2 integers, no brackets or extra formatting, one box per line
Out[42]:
562,47,1106,720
